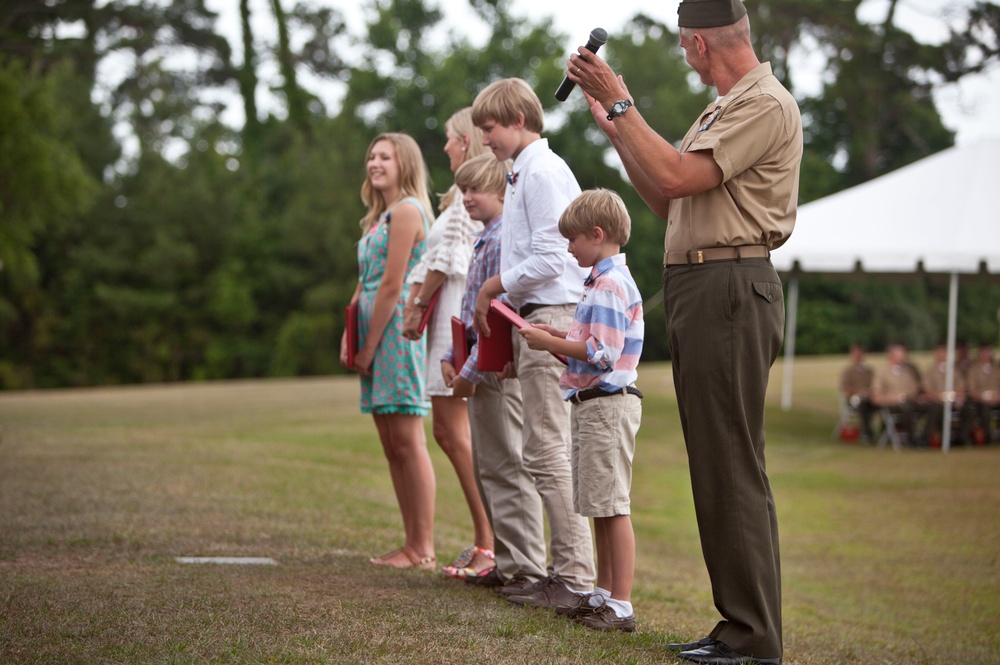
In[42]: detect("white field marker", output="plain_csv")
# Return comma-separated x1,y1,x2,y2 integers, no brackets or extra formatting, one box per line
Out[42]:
175,557,278,565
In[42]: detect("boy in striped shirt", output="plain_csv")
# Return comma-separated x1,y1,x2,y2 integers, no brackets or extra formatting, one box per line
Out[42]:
519,189,644,632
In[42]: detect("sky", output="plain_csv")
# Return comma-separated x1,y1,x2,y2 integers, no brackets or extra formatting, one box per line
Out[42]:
202,0,999,146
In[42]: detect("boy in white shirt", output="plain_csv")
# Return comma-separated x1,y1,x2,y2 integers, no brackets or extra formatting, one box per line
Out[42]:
471,78,595,608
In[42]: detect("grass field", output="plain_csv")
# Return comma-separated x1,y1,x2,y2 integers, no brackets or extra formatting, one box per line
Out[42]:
1,355,998,664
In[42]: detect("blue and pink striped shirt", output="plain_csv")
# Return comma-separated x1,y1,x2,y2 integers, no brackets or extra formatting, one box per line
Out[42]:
560,254,644,400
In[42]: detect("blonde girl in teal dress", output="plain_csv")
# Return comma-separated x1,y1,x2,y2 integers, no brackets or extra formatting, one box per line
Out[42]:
340,133,437,570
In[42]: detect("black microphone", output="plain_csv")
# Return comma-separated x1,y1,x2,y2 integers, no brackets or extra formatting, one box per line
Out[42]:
555,27,608,102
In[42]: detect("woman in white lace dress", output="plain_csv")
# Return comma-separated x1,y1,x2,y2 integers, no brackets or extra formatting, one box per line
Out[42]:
403,108,496,578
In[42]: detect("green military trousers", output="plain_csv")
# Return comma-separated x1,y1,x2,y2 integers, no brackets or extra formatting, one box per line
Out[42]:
663,257,784,660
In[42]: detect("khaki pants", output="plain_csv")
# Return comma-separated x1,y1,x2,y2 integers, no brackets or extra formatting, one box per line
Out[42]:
514,304,596,589
467,373,546,581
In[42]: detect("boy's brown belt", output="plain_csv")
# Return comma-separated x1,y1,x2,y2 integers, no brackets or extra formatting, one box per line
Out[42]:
517,302,574,318
664,245,770,265
569,385,644,404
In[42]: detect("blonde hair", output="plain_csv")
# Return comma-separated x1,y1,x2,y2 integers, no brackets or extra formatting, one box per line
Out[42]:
453,153,510,197
471,78,544,133
359,132,433,232
439,107,489,210
558,189,631,246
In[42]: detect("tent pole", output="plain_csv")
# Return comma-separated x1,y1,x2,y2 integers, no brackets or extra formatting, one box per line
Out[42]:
942,271,959,453
781,275,799,412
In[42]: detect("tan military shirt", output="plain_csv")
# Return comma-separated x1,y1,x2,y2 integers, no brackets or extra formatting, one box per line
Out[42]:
873,362,922,403
665,62,803,254
967,361,1000,398
840,363,873,397
923,362,966,396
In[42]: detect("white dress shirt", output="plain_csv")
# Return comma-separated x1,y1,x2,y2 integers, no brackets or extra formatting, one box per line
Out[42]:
499,139,587,309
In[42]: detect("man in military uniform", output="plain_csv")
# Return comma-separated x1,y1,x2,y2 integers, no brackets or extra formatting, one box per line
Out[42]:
871,342,925,445
966,344,1000,443
567,0,801,662
840,343,876,442
923,343,967,446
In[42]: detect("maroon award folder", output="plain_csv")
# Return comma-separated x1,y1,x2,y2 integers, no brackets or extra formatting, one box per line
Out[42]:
477,306,514,371
479,299,568,370
416,288,442,335
346,301,359,368
451,316,470,371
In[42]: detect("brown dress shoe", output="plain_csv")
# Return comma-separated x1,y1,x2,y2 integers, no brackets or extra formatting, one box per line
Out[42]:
506,575,581,610
574,603,636,632
497,575,537,597
554,592,601,618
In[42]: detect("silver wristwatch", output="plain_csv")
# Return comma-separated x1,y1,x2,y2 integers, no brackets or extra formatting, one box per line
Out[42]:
607,99,633,121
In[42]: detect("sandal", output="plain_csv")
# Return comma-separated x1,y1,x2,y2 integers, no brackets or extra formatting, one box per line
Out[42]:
439,545,477,577
368,547,405,565
453,548,496,580
370,548,437,571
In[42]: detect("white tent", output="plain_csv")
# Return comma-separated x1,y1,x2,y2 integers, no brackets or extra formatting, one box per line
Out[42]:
771,138,1000,451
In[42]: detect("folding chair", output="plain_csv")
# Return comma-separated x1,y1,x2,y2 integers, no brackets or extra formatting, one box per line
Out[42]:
833,393,857,438
877,406,905,451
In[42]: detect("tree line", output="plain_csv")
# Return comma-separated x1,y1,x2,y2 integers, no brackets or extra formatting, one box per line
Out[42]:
1,0,998,389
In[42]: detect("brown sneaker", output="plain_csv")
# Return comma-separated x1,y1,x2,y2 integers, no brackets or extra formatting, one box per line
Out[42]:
497,575,537,597
554,592,602,618
575,603,636,633
506,575,582,610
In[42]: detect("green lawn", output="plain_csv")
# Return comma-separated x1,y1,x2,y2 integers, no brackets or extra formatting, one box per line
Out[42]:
1,357,998,664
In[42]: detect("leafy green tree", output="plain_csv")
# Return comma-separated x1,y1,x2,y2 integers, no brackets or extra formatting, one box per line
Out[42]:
0,59,98,388
749,0,998,199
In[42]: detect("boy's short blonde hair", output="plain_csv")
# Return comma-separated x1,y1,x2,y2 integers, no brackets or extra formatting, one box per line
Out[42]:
559,189,631,246
471,78,544,133
454,153,511,197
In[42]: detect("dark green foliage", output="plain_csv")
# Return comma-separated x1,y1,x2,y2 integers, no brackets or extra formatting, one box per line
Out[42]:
789,274,1000,355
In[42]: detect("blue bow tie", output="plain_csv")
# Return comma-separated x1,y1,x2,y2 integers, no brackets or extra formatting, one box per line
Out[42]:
506,171,518,186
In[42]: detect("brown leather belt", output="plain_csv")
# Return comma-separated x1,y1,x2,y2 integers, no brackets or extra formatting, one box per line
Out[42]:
517,302,573,318
663,245,770,266
569,385,644,404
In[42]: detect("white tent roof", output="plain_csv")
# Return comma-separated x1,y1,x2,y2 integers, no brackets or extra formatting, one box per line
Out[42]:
771,138,1000,274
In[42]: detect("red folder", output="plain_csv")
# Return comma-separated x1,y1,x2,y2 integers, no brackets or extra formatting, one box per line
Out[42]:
346,301,359,368
477,307,514,371
416,288,442,335
480,300,568,370
451,316,469,371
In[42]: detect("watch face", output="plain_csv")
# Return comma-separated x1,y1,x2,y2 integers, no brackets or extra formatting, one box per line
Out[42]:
610,100,631,117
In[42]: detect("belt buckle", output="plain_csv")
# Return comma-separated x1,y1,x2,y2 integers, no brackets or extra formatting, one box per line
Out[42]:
686,250,704,265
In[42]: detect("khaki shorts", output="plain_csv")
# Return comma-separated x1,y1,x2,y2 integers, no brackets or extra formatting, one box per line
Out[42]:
570,392,642,518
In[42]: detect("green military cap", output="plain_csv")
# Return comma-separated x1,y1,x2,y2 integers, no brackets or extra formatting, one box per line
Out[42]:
677,0,748,28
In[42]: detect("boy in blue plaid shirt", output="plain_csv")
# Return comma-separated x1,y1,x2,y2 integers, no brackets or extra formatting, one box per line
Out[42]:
441,154,545,588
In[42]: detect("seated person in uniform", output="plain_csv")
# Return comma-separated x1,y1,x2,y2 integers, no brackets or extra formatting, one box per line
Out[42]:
839,343,876,442
965,344,1000,444
922,343,967,446
871,342,926,445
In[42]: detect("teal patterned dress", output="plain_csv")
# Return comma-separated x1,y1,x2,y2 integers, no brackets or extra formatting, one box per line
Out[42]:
357,197,430,415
